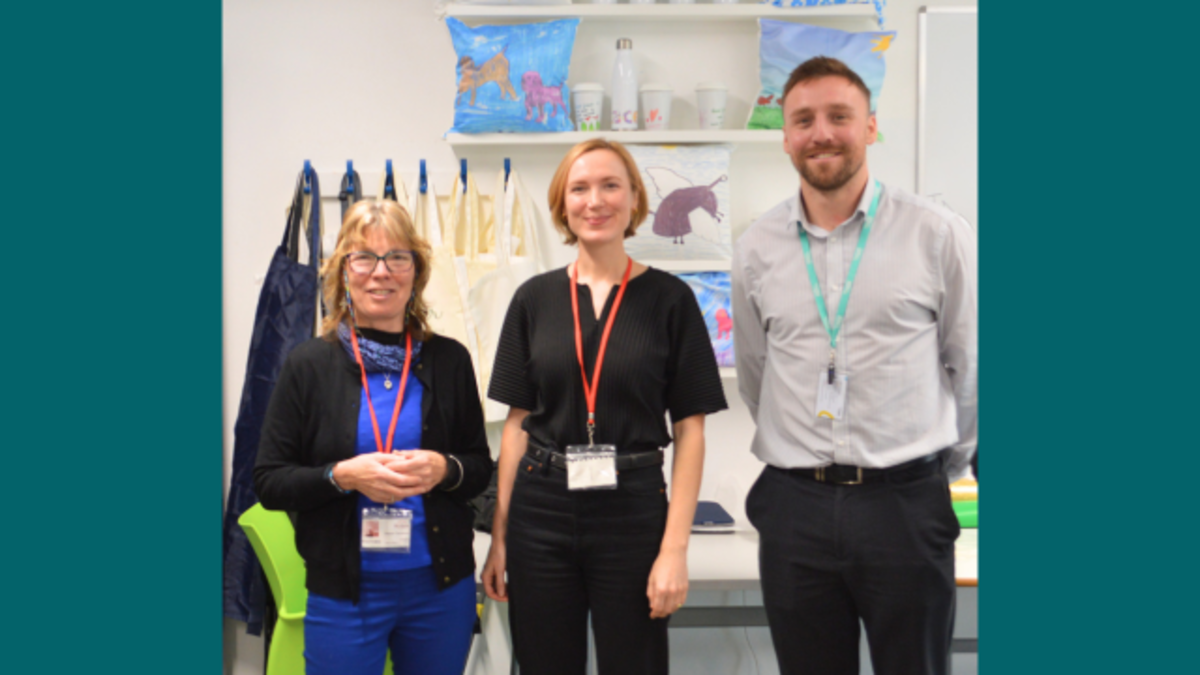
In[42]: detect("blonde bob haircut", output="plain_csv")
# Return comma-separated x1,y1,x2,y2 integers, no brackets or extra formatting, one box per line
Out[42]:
547,139,650,245
320,199,433,342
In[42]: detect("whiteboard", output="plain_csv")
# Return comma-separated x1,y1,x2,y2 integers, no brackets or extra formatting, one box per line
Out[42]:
917,7,977,228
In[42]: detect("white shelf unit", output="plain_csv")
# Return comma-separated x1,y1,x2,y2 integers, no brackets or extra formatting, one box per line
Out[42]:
446,129,782,146
444,3,875,22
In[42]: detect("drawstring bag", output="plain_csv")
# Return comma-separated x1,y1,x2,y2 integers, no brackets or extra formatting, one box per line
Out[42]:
223,169,322,633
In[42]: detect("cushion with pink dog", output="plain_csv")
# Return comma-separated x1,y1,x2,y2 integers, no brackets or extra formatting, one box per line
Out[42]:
446,17,579,134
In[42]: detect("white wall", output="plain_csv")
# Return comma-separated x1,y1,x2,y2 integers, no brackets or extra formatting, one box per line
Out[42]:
223,1,976,673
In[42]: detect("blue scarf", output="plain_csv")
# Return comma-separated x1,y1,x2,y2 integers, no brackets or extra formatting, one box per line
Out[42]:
337,322,422,373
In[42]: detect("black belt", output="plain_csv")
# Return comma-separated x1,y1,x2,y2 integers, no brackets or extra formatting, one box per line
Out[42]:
524,445,665,472
779,450,946,486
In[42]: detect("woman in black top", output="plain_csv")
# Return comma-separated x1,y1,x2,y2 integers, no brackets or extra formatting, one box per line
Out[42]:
254,200,492,675
482,139,728,675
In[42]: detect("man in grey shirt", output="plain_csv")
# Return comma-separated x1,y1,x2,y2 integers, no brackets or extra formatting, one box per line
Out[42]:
732,57,977,675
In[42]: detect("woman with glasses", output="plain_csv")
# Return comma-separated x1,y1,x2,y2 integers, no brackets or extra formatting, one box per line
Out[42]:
481,139,728,674
255,199,492,675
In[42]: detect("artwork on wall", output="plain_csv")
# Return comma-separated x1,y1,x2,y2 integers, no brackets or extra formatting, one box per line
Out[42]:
445,18,580,134
625,144,732,262
747,20,896,130
676,271,734,368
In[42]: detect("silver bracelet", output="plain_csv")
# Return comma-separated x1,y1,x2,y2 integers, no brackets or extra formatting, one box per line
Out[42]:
443,454,465,491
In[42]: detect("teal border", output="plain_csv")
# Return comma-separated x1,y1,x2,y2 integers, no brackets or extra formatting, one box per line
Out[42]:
4,2,221,672
983,3,1196,673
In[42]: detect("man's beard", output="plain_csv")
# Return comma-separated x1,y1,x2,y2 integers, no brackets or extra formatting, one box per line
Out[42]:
795,145,864,193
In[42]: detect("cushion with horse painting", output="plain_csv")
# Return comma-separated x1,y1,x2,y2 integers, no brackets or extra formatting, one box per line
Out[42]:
446,17,579,134
747,20,895,130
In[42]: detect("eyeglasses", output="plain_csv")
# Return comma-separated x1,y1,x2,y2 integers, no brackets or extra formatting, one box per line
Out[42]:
346,250,415,275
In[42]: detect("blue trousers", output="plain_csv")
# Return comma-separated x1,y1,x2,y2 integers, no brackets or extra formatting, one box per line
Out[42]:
304,566,476,675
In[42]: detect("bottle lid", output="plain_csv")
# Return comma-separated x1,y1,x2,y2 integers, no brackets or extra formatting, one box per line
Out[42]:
696,81,728,91
573,82,605,93
617,38,633,50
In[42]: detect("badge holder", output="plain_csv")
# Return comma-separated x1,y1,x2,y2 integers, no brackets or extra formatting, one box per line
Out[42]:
361,506,413,553
816,372,849,421
565,444,618,490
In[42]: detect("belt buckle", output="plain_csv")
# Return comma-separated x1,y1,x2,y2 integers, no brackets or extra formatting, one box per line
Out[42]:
818,465,863,485
838,467,863,485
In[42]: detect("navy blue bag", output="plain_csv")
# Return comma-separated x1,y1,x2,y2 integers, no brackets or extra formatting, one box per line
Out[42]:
222,167,322,633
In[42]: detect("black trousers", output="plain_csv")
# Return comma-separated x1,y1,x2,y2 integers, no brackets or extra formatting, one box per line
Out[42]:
746,460,960,675
505,453,670,675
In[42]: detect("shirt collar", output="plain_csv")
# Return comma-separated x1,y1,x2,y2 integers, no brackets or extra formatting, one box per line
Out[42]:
790,172,876,238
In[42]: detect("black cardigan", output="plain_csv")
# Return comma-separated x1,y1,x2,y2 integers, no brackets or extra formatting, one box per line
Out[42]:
253,333,493,601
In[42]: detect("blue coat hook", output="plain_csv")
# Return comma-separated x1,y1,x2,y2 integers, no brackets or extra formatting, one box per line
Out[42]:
504,158,511,186
345,160,354,192
419,159,427,195
460,159,467,193
303,160,312,194
384,159,394,197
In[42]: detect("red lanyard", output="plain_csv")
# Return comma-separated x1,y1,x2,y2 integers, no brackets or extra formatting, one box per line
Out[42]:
570,257,633,444
348,329,413,454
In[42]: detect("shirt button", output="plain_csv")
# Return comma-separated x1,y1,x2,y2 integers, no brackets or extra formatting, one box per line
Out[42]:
831,284,840,292
830,236,838,243
439,556,445,563
837,440,846,446
416,364,423,370
444,576,451,583
432,526,439,533
422,424,429,432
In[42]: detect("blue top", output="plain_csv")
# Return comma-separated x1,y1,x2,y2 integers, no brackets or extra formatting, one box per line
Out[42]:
357,370,432,571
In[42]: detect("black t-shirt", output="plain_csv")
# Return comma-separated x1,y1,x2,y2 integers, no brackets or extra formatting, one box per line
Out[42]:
488,266,728,452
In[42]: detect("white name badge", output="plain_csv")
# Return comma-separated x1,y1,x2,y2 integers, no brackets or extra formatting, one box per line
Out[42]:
361,507,413,553
565,444,618,491
815,373,849,421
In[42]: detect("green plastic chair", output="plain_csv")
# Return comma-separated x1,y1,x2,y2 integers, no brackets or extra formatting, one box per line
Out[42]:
239,503,395,675
239,504,309,675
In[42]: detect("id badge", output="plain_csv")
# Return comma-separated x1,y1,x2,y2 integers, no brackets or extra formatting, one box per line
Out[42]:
361,507,413,553
815,373,849,421
564,444,618,491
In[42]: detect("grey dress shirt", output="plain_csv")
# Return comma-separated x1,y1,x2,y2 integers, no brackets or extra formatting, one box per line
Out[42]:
732,176,977,481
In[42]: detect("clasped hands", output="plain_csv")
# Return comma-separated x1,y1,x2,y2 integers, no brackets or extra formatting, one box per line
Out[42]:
331,451,447,504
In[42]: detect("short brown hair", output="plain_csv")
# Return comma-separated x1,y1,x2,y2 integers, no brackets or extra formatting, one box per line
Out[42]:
547,139,650,245
781,56,872,112
320,200,433,341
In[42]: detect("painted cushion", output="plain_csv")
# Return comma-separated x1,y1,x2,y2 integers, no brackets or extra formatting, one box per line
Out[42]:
747,20,895,129
446,17,579,134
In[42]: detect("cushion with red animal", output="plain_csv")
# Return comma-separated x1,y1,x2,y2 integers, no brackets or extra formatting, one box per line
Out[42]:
446,17,579,134
747,20,895,130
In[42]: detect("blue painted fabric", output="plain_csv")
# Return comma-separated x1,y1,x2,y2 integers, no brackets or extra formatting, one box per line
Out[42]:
357,370,431,571
747,20,896,129
760,0,886,28
446,17,579,134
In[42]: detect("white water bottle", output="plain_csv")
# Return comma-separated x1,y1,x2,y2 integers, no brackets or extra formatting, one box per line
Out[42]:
611,38,638,131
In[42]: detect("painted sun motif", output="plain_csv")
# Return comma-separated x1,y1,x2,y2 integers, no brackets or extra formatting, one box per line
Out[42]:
870,34,894,57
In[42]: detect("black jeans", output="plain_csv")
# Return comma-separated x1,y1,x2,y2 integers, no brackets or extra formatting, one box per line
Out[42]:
746,461,960,675
506,453,670,675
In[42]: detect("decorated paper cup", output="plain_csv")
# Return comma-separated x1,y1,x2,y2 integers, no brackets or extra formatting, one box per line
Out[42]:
696,82,728,130
573,83,604,132
639,83,673,131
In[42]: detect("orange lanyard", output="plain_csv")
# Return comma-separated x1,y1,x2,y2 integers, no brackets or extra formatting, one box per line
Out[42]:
570,258,633,445
348,329,413,454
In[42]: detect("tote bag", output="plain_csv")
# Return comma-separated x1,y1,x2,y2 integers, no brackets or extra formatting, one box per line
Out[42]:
223,169,322,632
469,168,552,421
